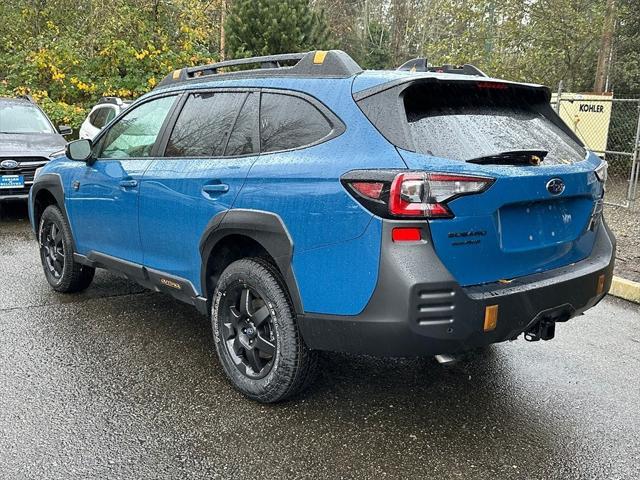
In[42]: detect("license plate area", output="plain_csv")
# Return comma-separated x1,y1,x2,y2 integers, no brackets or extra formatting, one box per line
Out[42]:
0,175,25,189
498,198,593,251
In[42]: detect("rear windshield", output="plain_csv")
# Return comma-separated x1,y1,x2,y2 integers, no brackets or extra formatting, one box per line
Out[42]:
0,103,54,134
402,82,585,164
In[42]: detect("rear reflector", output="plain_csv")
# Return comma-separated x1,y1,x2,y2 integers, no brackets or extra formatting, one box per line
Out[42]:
596,274,605,295
392,227,421,242
484,305,499,332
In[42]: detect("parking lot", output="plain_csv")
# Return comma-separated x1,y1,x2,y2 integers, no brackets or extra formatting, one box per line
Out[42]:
1,202,639,480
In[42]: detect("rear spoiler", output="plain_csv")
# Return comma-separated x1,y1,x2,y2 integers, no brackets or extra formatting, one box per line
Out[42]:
354,75,551,103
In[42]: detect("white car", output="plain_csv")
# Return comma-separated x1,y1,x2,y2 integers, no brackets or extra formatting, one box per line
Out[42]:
79,97,132,140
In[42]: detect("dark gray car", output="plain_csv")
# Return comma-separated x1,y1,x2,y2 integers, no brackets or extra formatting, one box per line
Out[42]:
0,96,70,201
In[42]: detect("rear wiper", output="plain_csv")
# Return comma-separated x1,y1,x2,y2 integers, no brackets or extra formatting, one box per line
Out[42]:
466,149,548,166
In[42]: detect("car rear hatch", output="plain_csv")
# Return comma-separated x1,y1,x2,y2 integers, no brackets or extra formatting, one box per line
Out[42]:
355,76,606,286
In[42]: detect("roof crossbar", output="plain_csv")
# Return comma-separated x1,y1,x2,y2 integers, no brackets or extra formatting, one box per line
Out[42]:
156,50,363,88
187,52,307,78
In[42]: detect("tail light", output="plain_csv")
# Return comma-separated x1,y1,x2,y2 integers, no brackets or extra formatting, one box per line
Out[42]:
342,170,494,219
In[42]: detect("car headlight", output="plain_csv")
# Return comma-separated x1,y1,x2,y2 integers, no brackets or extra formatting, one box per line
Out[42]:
594,161,608,184
34,167,44,180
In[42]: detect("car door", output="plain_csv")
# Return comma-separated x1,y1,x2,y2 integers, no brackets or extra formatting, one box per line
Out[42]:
138,90,260,289
67,94,178,264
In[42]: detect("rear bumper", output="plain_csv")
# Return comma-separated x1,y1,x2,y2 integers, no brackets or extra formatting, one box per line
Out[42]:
298,219,615,356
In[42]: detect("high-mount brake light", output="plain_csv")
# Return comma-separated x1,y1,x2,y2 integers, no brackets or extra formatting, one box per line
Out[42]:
389,172,494,218
342,170,494,220
476,81,509,90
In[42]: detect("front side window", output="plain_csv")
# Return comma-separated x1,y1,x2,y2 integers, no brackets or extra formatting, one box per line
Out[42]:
260,93,333,153
0,103,54,134
98,95,176,159
165,92,247,157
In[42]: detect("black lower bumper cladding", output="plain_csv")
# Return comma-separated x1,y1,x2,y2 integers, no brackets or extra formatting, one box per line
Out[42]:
299,219,615,356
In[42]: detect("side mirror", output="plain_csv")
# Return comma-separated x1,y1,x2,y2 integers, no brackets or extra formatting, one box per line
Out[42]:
66,139,93,162
58,125,73,136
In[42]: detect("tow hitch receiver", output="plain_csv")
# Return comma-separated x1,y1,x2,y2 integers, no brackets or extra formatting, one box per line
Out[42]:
523,305,574,342
524,319,556,341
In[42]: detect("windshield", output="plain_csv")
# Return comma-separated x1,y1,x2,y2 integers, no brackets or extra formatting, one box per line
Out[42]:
0,103,55,134
403,82,586,164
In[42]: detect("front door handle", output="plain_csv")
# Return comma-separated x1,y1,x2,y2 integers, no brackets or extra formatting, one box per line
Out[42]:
202,183,229,194
119,179,138,189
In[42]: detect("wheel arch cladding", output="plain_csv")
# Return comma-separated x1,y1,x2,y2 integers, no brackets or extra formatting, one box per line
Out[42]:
30,174,69,239
199,209,304,314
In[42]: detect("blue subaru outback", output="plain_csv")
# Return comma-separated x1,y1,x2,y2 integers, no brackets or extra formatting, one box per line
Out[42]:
29,51,615,402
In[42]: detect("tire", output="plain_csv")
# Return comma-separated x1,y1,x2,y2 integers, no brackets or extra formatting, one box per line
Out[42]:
212,257,318,403
38,205,95,293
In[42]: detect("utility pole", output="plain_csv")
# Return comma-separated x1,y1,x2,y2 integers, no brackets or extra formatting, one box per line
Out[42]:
594,0,616,94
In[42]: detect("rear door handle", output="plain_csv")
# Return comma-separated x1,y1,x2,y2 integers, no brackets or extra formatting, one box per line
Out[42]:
202,183,229,194
119,179,138,188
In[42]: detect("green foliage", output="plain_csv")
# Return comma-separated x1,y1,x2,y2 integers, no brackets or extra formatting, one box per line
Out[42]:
359,21,393,69
0,0,638,133
225,0,331,58
611,0,640,92
315,0,638,94
0,0,225,129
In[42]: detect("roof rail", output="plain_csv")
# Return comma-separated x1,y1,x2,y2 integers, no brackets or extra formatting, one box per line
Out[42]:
97,96,129,106
156,50,363,88
397,57,487,77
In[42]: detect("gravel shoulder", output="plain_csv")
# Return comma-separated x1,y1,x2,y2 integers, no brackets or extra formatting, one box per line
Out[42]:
604,205,640,283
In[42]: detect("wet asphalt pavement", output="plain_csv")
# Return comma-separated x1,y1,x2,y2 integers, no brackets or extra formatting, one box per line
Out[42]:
1,202,639,480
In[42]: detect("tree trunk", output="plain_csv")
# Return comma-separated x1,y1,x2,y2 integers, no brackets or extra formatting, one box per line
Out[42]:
594,0,616,93
220,0,226,61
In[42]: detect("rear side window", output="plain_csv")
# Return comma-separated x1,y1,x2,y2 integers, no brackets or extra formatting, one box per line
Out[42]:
90,107,115,129
104,107,117,125
260,93,332,153
225,92,259,156
166,92,246,157
89,108,106,128
402,82,585,164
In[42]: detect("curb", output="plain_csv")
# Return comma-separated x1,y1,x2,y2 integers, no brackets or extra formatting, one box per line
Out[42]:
609,276,640,304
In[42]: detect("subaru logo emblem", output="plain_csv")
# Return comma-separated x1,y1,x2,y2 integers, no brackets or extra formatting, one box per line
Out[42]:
546,178,565,196
0,159,18,169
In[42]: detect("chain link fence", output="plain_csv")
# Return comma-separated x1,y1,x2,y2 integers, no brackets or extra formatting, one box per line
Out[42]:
551,91,640,209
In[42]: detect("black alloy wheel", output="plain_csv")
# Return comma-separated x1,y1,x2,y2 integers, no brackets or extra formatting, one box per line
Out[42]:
38,205,95,293
40,221,65,279
220,283,277,379
212,258,318,403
